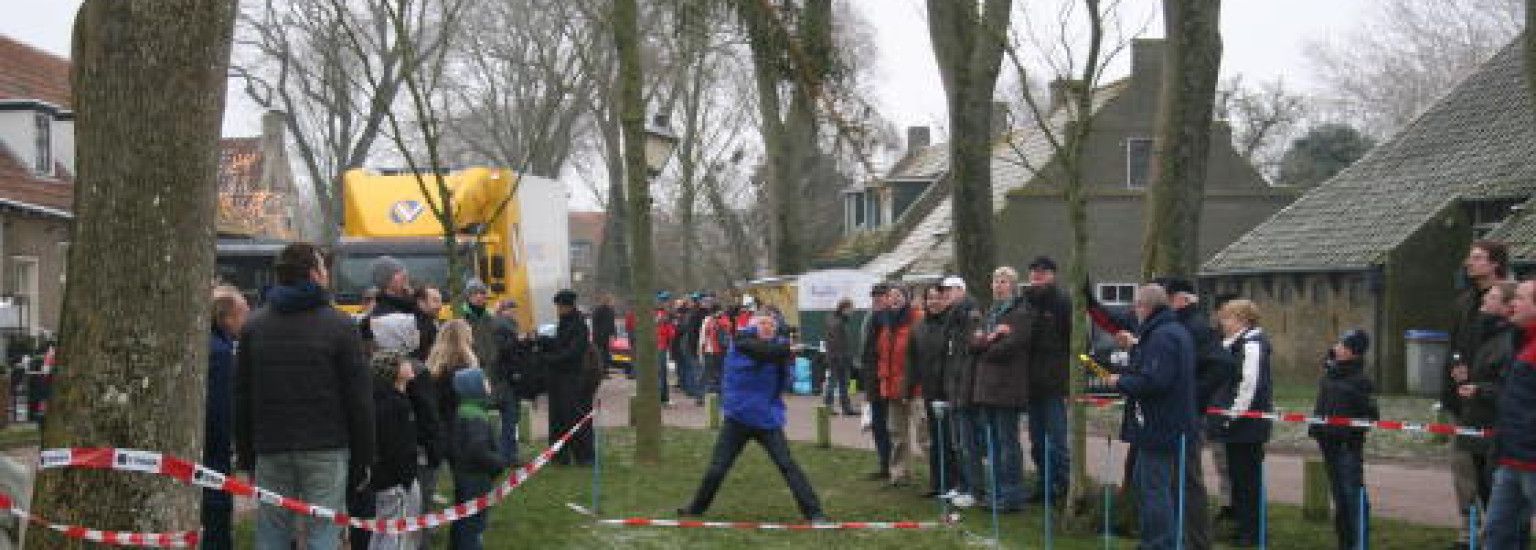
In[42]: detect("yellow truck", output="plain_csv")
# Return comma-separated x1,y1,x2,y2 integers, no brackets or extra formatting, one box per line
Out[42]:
336,167,570,328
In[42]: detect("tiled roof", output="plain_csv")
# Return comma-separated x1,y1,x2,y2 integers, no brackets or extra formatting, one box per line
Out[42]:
0,142,72,213
0,35,71,108
885,143,948,181
861,81,1129,278
1204,36,1536,274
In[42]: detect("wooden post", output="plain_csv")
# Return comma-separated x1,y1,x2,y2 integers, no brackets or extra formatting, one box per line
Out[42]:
816,405,831,448
1303,458,1331,522
707,393,722,429
519,401,533,444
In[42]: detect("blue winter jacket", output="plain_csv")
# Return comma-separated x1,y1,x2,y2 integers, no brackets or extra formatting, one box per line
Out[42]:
1116,307,1198,451
1494,358,1536,471
722,327,793,430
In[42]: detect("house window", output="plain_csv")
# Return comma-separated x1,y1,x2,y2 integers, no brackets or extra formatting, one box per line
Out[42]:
866,192,882,228
1097,283,1136,305
847,192,866,230
1126,138,1152,189
34,113,52,176
569,241,593,266
11,256,39,335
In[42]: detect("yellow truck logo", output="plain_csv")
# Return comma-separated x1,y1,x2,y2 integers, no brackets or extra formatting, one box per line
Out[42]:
389,200,426,224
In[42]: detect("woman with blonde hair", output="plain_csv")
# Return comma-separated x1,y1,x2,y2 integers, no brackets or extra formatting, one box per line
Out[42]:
417,319,479,537
1211,299,1272,547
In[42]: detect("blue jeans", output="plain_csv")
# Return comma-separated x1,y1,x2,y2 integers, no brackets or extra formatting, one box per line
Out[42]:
450,475,493,550
1319,438,1369,550
1027,396,1070,499
496,395,519,465
870,398,892,473
952,407,985,496
1135,446,1179,550
979,406,1027,509
675,351,703,399
254,449,348,550
1484,466,1536,549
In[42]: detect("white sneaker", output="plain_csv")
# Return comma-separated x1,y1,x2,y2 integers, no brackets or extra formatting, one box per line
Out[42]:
940,489,960,501
951,494,976,508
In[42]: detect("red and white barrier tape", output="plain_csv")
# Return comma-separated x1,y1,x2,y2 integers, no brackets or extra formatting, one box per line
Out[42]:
31,409,594,545
599,517,953,530
0,489,200,548
1072,396,1492,438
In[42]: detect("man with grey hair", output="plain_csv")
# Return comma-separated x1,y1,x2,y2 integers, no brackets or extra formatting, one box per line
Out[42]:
1107,284,1199,550
363,256,419,355
970,266,1032,512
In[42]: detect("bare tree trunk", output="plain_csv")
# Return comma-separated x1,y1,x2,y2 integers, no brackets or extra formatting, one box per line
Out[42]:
1142,0,1223,278
596,104,631,296
927,0,1012,305
739,0,798,275
614,0,661,464
31,1,235,546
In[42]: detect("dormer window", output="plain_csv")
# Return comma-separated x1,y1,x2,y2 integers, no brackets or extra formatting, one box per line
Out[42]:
33,113,51,177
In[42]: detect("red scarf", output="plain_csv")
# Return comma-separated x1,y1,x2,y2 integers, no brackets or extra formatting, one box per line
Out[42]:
1518,319,1536,364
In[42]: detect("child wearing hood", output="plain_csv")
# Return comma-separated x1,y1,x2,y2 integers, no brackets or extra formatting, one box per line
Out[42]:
449,368,509,550
1310,329,1379,550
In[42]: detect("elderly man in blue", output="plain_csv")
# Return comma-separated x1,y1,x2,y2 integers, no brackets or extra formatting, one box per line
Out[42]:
678,313,828,522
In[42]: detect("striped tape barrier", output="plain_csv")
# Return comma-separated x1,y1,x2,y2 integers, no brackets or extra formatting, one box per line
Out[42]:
599,517,955,530
1072,395,1491,438
0,489,200,548
28,409,594,546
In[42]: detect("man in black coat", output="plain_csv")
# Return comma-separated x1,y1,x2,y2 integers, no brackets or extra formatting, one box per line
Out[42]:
543,289,596,465
235,243,374,550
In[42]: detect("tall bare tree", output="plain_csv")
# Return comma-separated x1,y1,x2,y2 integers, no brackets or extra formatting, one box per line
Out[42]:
31,1,236,545
927,0,1013,302
1306,0,1524,138
1141,0,1222,279
234,0,456,244
1216,75,1311,180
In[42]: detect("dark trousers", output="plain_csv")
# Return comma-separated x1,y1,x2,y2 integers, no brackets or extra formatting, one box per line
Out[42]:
548,374,595,465
200,494,232,550
684,418,824,519
810,354,826,395
704,353,724,393
869,398,892,473
449,474,493,550
346,485,375,550
1318,438,1368,550
1225,442,1266,543
1183,436,1212,550
823,358,855,413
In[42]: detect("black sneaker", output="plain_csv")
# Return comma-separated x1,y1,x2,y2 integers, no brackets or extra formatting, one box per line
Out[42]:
676,507,701,518
863,471,890,481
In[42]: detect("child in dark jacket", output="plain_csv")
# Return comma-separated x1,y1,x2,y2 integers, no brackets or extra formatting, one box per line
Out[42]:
1309,329,1379,550
368,350,423,550
450,367,509,550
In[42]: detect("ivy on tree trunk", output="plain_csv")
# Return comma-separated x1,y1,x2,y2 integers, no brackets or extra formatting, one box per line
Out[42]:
31,0,236,546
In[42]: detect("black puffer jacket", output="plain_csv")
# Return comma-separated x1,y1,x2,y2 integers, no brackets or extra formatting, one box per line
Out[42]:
1458,315,1517,449
235,282,375,472
1023,285,1071,399
1308,357,1379,442
370,385,418,491
906,307,954,401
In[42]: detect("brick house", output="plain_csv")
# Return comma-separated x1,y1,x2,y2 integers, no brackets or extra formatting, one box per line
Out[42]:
1202,37,1536,390
831,39,1295,308
0,36,76,339
217,111,302,240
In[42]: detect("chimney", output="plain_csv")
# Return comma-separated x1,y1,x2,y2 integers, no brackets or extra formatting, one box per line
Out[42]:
259,110,292,194
1048,79,1084,114
1131,38,1165,90
906,126,931,152
991,101,1011,136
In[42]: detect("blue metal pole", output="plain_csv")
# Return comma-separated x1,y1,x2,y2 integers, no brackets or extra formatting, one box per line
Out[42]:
1469,503,1478,550
591,401,602,515
1103,434,1113,550
1357,484,1367,550
986,415,1001,546
937,403,948,518
1177,434,1186,550
1259,457,1268,549
1045,432,1053,549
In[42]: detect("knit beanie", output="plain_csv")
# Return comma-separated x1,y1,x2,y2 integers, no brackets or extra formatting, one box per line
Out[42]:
1338,329,1370,356
453,367,489,400
371,256,407,290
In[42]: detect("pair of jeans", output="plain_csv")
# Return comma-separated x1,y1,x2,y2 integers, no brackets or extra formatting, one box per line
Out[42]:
951,406,985,496
496,395,520,465
676,351,703,399
1226,442,1266,543
924,400,961,494
869,398,892,474
704,353,724,393
684,418,824,519
822,358,855,413
254,448,349,550
450,474,494,550
1134,446,1180,550
1483,466,1536,549
1318,438,1368,550
1027,396,1070,500
978,405,1027,509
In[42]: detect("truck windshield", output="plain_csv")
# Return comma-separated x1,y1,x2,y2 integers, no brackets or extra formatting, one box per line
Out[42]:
335,254,463,304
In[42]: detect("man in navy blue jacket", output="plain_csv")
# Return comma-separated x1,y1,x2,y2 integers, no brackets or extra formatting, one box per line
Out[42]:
205,286,248,550
679,314,827,522
1108,284,1198,550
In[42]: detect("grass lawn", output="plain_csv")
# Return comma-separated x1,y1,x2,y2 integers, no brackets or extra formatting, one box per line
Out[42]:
233,424,1453,548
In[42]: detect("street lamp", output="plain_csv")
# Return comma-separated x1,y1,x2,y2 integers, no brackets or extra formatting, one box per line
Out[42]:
644,114,679,177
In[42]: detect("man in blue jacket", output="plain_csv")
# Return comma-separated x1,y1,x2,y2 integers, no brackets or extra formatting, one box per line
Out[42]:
1108,284,1198,550
204,286,248,550
679,314,827,522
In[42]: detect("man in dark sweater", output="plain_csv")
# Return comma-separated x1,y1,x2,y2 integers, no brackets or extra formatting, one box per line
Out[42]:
235,243,374,550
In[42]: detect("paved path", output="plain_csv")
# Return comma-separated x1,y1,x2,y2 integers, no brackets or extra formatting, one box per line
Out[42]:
523,378,1466,528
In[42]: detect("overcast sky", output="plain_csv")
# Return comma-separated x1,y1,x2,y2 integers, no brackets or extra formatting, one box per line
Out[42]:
3,0,1365,140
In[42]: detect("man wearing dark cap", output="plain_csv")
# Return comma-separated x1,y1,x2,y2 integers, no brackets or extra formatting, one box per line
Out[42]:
364,256,420,355
1311,328,1379,550
1025,256,1073,503
859,283,894,480
542,289,596,464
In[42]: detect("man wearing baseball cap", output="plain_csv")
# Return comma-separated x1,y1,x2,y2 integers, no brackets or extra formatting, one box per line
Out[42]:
1024,256,1073,503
